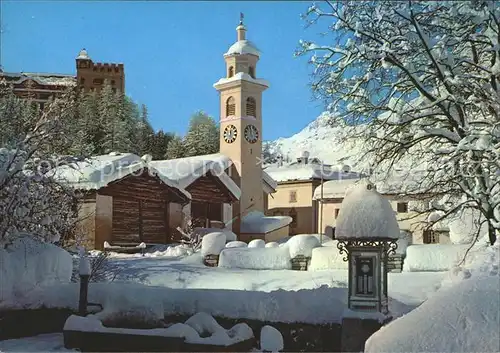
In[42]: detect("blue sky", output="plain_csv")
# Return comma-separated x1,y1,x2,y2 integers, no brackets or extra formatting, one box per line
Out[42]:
1,1,329,141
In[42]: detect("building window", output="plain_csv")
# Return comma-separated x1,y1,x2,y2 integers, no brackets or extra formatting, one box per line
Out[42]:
112,88,117,93
249,66,255,78
228,66,234,78
80,77,85,85
289,190,297,203
108,67,112,72
246,97,256,117
335,208,340,219
423,230,440,244
111,80,115,85
93,78,103,85
397,202,408,213
226,96,235,116
93,67,97,72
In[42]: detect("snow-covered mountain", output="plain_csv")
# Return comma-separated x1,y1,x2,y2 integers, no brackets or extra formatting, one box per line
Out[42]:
264,113,368,170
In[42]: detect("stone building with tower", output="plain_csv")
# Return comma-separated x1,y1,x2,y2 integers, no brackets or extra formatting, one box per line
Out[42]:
55,18,291,249
0,49,125,109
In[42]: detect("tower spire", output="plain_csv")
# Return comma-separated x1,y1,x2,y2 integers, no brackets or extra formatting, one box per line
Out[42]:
236,13,246,41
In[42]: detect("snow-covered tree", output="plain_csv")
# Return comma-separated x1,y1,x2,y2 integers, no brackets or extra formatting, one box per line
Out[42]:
0,89,78,247
165,135,185,159
298,0,500,244
183,111,219,157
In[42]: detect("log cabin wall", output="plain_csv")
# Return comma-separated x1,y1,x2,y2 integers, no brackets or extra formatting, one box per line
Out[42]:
185,172,237,228
93,169,187,248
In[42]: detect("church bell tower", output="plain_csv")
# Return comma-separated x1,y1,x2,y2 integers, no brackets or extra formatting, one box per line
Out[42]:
214,15,269,231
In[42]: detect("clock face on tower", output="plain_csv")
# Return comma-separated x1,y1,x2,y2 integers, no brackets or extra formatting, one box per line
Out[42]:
244,125,259,144
223,124,238,143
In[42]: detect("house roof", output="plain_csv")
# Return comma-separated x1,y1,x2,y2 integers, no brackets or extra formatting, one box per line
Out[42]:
51,153,191,201
1,71,76,87
266,161,362,184
150,153,277,195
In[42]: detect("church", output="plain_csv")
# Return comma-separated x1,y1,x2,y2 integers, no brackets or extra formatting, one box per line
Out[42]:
55,18,292,249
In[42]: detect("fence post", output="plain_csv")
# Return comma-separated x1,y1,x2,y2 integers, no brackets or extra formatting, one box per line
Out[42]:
78,249,91,316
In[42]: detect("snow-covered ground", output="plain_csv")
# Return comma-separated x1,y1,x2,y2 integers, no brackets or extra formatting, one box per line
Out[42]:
0,334,74,352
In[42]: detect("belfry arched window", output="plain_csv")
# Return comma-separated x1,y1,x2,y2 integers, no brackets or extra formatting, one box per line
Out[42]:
228,66,234,78
246,97,256,117
249,66,255,78
226,96,236,116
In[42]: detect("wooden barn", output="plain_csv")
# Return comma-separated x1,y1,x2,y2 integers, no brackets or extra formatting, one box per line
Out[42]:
54,153,190,250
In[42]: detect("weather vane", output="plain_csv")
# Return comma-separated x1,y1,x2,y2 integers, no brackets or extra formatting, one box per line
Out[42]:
240,12,244,25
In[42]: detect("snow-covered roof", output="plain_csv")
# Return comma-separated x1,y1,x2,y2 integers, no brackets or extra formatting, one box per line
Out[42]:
213,72,269,89
335,182,400,240
313,169,431,200
313,178,360,199
266,162,362,184
149,153,232,190
76,48,90,60
240,211,292,234
3,72,77,87
225,40,260,57
51,153,191,200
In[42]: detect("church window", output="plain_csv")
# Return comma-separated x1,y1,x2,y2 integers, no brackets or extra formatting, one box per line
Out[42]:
226,96,236,116
249,66,255,78
228,66,234,78
289,190,297,203
397,202,408,213
80,78,85,85
246,97,256,117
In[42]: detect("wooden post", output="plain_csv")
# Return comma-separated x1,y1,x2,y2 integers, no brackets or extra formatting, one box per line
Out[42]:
78,249,91,316
79,274,90,316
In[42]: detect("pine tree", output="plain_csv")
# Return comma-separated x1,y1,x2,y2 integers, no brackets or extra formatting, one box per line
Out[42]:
183,111,219,157
136,104,155,156
165,135,185,159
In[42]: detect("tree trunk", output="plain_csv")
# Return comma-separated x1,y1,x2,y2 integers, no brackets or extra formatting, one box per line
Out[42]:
488,222,497,246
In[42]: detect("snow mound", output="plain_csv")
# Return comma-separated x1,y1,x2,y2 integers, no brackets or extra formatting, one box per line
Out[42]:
218,247,292,270
193,227,237,242
64,312,253,346
287,234,320,258
0,236,72,303
336,182,400,239
365,275,500,353
146,244,194,258
241,211,292,234
403,244,470,272
201,232,226,257
248,239,266,248
260,325,284,352
225,241,248,248
265,242,279,248
308,244,348,271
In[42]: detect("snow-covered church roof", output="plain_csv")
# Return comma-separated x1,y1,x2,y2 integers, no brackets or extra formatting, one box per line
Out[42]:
335,182,400,240
225,40,260,57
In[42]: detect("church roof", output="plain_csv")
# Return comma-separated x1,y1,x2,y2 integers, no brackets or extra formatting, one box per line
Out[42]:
265,162,362,184
225,40,260,57
213,72,269,89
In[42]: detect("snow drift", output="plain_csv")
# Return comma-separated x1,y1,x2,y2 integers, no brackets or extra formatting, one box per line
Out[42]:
218,247,292,270
0,236,72,303
403,244,470,272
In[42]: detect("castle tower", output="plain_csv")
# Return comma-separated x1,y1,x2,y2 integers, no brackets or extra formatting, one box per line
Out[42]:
214,15,269,232
76,48,125,93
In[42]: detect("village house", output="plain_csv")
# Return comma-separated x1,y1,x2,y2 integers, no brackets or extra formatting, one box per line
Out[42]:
264,152,362,235
312,173,452,245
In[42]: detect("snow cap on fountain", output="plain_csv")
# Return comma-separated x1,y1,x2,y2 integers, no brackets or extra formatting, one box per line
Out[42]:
336,181,400,240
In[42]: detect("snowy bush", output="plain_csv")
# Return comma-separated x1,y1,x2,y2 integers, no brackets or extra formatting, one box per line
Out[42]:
260,325,284,352
403,244,470,272
287,234,320,258
448,208,488,244
201,232,226,257
248,239,265,248
225,241,248,248
265,242,279,248
308,244,348,271
0,236,72,302
218,247,292,270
